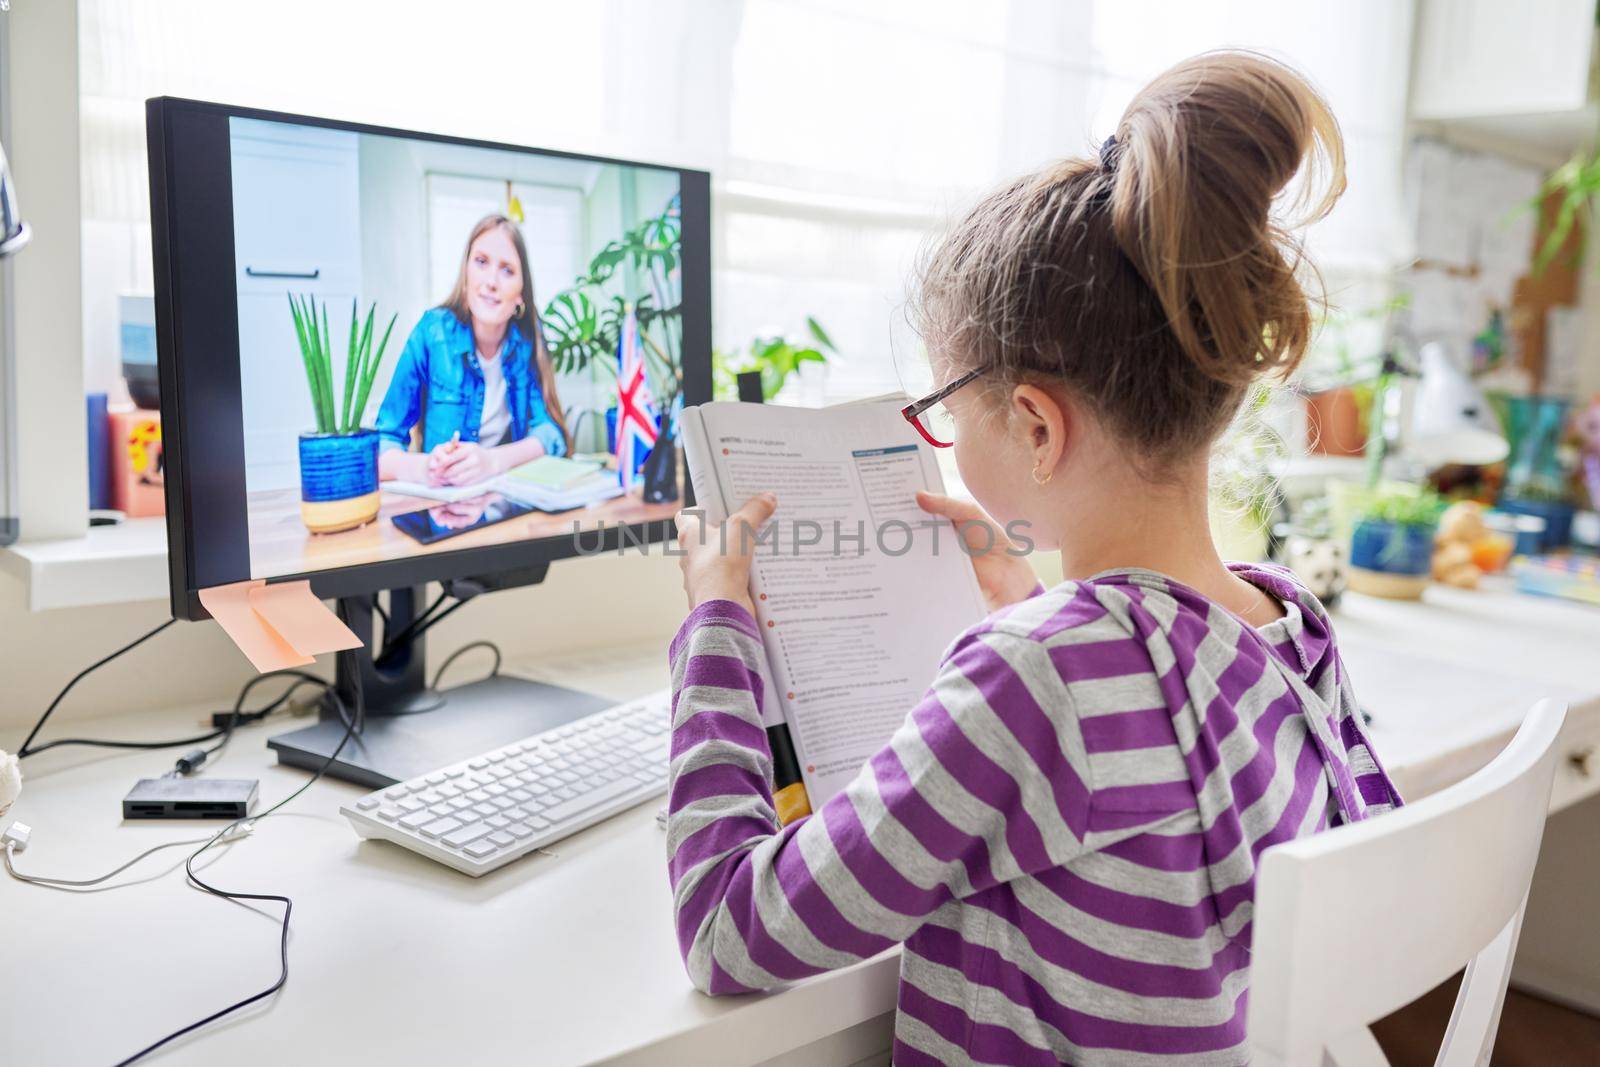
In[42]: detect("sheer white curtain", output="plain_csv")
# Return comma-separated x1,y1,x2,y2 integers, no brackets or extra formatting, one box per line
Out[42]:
80,0,1414,401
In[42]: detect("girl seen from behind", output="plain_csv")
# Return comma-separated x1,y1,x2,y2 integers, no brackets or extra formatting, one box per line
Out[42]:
669,51,1401,1066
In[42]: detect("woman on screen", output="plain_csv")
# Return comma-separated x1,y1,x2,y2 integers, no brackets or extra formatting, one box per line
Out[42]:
376,214,569,487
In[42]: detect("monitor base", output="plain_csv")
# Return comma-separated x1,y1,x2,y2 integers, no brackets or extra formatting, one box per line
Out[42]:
267,673,613,789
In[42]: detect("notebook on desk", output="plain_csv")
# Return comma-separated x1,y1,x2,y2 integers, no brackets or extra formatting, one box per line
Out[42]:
384,456,607,505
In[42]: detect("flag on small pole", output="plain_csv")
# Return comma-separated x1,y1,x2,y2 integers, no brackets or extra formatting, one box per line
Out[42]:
615,305,658,491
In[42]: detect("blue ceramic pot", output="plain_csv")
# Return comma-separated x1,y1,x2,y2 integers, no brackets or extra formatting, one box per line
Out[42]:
1350,519,1435,575
298,429,379,533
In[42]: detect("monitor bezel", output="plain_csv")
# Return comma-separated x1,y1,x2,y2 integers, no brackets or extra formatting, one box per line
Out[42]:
147,96,710,621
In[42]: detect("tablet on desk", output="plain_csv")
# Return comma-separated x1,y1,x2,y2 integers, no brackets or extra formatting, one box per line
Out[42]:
391,493,534,544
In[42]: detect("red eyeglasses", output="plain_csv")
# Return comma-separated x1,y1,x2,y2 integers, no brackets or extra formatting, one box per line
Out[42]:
901,368,980,448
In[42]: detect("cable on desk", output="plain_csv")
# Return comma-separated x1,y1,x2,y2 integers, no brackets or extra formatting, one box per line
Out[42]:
111,634,364,1067
4,827,249,889
17,667,327,766
430,640,502,690
14,618,176,758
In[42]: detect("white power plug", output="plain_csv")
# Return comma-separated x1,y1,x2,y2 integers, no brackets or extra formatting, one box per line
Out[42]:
2,820,32,852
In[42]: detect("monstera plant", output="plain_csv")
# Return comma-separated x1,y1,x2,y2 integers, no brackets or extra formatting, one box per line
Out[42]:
543,196,683,416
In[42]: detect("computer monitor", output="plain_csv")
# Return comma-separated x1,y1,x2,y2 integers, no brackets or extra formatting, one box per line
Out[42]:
146,98,711,786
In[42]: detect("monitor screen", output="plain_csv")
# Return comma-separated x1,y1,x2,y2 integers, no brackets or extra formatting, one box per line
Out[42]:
148,100,710,617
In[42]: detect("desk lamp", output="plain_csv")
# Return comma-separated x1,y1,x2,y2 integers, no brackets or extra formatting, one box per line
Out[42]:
1365,340,1508,486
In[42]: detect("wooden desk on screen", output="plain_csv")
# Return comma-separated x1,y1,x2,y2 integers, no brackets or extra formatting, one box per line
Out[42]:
245,485,682,580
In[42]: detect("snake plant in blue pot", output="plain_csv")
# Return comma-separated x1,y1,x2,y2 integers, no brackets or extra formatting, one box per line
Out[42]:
288,294,397,534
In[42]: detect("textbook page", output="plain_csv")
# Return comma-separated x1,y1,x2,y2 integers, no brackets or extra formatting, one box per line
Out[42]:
683,397,988,805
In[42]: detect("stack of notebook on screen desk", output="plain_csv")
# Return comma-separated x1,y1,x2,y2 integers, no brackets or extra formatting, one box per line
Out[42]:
384,455,624,511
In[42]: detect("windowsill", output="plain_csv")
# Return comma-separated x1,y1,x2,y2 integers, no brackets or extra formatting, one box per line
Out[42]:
0,517,171,611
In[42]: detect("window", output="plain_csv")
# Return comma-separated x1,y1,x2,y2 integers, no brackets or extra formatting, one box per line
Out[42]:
80,0,1415,406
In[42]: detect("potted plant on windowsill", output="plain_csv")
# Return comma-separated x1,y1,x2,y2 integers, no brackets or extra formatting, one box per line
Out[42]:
712,318,839,404
288,294,397,534
1346,483,1445,600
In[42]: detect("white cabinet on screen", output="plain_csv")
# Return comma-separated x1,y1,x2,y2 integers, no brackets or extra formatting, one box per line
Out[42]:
229,118,362,495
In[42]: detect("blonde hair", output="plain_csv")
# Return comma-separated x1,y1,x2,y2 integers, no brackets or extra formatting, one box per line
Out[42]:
443,214,571,452
915,50,1345,461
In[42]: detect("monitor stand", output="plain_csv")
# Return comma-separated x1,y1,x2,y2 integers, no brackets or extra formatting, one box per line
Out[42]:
267,586,612,789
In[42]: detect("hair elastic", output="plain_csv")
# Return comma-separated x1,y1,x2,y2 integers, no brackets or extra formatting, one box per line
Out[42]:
1099,135,1120,171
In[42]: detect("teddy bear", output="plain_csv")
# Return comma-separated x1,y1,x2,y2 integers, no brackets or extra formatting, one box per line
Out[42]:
0,749,21,819
1432,501,1491,589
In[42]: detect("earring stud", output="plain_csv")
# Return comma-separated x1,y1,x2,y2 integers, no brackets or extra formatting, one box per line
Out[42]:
1032,465,1053,486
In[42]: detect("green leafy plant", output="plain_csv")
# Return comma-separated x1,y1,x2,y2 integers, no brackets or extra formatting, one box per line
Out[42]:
288,294,398,435
1531,151,1599,274
1354,483,1445,528
712,318,839,401
543,197,683,408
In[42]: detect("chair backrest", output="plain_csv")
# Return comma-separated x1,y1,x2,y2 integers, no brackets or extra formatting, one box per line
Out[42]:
1247,698,1568,1067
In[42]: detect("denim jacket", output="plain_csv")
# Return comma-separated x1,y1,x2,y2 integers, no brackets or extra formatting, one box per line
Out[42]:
375,306,566,457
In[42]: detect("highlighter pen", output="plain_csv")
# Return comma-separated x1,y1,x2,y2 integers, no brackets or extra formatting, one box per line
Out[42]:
766,721,813,825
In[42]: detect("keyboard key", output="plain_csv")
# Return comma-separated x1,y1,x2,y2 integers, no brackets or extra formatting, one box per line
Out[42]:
425,773,447,785
488,831,516,847
525,815,553,831
383,787,409,801
464,840,499,859
506,822,535,839
484,784,508,797
554,787,578,801
507,789,532,803
472,803,499,818
487,814,510,828
398,797,426,813
377,806,403,821
505,806,530,821
356,797,380,810
541,778,640,823
428,804,455,817
465,790,490,803
468,759,489,770
419,817,462,839
399,811,433,830
442,822,493,848
449,797,474,811
491,797,516,810
436,784,461,798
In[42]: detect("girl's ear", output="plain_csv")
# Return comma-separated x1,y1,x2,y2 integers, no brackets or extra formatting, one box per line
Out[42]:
1009,383,1069,479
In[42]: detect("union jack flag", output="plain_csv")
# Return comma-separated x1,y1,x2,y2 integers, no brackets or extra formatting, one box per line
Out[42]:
616,306,657,491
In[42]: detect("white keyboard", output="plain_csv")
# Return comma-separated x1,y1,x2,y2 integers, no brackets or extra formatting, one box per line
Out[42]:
342,689,671,876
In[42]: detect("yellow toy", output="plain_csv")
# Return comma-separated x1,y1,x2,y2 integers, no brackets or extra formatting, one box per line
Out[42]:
1432,502,1491,589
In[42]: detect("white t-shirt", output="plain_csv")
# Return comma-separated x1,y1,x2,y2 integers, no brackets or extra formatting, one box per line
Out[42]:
479,354,511,448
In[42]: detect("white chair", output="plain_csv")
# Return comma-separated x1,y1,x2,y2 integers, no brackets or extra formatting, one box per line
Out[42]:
1248,698,1569,1067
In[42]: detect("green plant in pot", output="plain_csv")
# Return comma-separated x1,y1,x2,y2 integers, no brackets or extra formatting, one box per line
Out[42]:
712,317,839,402
288,294,398,534
1296,296,1407,457
543,197,684,500
1346,483,1444,600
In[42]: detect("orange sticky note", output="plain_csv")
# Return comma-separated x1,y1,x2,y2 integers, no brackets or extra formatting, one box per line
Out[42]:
248,580,362,657
199,580,316,673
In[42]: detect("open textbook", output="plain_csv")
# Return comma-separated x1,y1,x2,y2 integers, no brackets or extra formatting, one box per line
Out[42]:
681,396,988,817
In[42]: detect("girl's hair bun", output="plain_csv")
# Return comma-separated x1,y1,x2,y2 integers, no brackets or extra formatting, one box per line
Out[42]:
1106,49,1345,385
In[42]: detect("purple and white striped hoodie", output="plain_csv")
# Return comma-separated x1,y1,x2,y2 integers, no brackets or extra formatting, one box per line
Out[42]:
666,563,1400,1065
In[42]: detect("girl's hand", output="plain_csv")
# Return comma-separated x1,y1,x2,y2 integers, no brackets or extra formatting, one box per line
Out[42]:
675,493,776,615
436,441,501,486
917,491,1039,613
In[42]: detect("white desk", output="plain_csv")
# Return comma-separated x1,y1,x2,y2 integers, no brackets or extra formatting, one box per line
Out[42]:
2,583,1597,1066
